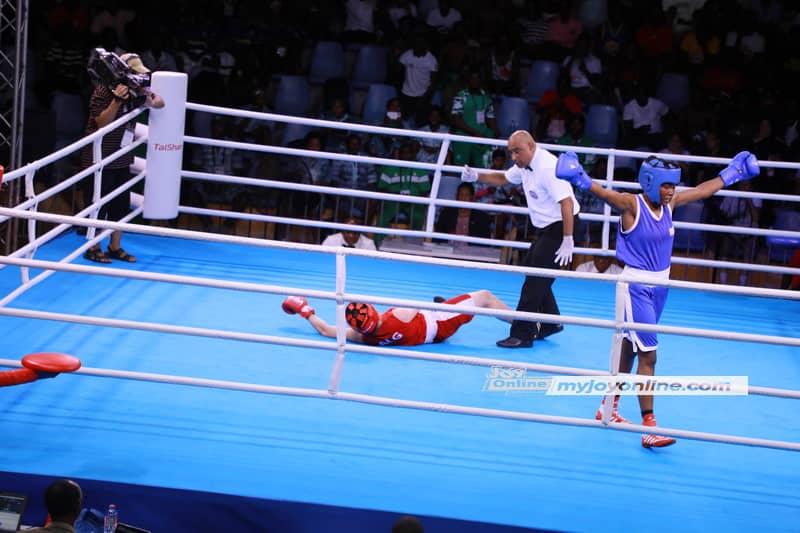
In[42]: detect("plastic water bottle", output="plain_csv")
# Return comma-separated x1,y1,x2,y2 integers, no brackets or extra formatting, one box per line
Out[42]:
103,504,118,533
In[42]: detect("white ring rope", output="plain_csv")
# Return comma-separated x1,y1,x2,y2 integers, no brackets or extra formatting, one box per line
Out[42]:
0,208,798,336
0,242,798,397
182,102,800,204
0,358,797,452
5,108,800,276
183,103,800,178
1,106,145,185
176,166,800,244
2,208,799,301
176,200,800,276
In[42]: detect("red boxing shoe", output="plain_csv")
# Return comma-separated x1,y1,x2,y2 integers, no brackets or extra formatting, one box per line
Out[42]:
595,397,631,424
641,413,677,448
596,408,631,424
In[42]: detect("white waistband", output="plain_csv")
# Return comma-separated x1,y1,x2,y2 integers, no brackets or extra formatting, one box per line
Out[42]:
421,310,438,343
621,265,671,283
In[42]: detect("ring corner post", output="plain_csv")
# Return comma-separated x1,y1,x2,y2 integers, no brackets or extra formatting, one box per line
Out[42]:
143,71,188,220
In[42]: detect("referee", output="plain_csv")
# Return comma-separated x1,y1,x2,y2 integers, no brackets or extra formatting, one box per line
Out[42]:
460,130,579,348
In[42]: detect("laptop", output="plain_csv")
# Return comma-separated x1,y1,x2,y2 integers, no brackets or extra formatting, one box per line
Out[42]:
0,492,27,533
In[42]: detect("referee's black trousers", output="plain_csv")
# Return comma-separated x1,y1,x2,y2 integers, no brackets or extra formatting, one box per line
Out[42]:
508,220,565,341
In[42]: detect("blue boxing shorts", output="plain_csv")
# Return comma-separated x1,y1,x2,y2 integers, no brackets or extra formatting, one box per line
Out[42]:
621,282,669,352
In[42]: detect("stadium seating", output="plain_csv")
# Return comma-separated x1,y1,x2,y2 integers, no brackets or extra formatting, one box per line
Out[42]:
351,45,389,89
577,0,608,28
282,123,313,146
672,200,706,253
767,207,800,263
274,75,311,116
309,41,346,84
360,83,398,124
585,105,619,148
525,60,559,104
656,72,690,112
496,96,531,138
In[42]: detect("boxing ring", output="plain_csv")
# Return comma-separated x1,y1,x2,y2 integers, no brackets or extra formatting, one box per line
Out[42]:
1,73,799,532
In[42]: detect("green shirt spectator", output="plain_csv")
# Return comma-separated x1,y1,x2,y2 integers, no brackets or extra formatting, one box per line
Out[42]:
377,143,432,235
450,68,499,167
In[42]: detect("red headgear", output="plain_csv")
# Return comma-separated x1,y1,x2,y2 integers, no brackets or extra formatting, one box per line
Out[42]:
345,302,379,334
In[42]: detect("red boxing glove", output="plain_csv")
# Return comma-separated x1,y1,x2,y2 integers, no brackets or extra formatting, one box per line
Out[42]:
282,296,315,318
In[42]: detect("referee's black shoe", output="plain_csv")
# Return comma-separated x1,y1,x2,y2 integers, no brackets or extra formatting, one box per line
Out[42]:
496,336,533,348
535,323,564,340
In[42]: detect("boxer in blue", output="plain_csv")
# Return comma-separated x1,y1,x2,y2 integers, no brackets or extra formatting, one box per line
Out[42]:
556,150,760,448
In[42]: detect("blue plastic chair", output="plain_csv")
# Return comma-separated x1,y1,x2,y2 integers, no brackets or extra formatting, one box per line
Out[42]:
351,45,389,89
672,200,706,253
309,41,345,84
656,72,690,112
497,97,531,138
281,123,313,146
525,60,560,104
585,104,619,148
361,83,398,124
430,88,442,107
578,0,608,28
437,175,462,200
767,208,800,263
274,75,311,116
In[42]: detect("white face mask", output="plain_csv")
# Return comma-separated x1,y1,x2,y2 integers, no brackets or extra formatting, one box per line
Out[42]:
386,111,401,120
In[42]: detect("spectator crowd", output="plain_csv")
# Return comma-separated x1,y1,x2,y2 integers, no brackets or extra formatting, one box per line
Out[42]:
18,0,800,286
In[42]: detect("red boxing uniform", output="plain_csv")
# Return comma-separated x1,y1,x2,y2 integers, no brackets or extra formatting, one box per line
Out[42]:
361,294,474,346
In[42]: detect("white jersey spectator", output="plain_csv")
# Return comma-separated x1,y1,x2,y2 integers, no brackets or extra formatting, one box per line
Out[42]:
141,34,178,72
387,1,418,28
576,257,623,275
344,0,377,33
321,216,377,250
623,95,669,134
322,232,377,250
562,52,601,89
398,48,438,97
661,0,706,36
426,0,462,34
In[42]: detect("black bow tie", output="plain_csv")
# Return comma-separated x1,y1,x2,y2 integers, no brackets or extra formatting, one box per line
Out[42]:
525,166,532,171
343,244,355,248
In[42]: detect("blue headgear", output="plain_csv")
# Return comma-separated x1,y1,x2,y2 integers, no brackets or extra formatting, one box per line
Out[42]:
638,156,681,203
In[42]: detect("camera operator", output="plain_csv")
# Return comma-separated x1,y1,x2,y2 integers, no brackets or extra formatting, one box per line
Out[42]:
80,51,165,263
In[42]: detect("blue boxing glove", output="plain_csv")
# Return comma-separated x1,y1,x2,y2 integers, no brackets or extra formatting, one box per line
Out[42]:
719,151,760,187
555,152,593,190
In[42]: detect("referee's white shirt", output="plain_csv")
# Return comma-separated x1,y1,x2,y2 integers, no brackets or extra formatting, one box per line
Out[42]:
504,146,580,228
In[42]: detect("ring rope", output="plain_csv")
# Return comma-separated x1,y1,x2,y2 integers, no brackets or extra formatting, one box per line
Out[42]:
0,358,796,452
1,252,797,350
2,207,799,294
0,293,797,400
